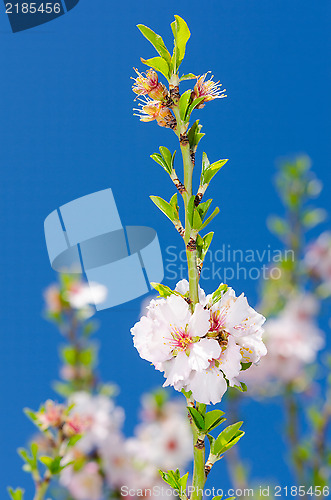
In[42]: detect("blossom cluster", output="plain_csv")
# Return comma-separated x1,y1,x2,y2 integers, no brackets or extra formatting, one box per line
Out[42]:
59,391,192,500
131,280,266,404
36,400,89,437
44,277,107,320
132,69,226,128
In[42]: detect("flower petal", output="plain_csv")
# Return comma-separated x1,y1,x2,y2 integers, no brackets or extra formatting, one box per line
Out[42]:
188,303,210,337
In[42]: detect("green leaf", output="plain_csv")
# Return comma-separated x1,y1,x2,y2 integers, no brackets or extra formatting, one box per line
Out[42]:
197,402,207,415
188,120,205,150
7,487,24,500
186,96,205,119
197,232,214,262
202,152,210,175
179,471,189,490
169,193,179,215
302,208,326,229
214,422,244,455
211,284,228,304
205,409,226,432
192,208,202,231
53,381,73,398
234,381,247,393
39,456,53,469
40,455,65,475
203,159,228,185
82,321,97,337
171,15,190,72
199,207,220,230
68,434,82,447
140,56,170,80
150,283,182,299
23,408,38,425
212,497,223,500
241,362,252,371
159,146,173,171
179,89,192,120
207,433,216,449
18,448,34,470
159,469,184,491
197,199,213,221
188,406,205,430
187,195,196,227
150,153,172,175
137,24,171,64
62,346,77,366
150,195,177,222
267,216,289,237
79,347,95,366
202,232,214,251
172,150,176,167
179,73,196,82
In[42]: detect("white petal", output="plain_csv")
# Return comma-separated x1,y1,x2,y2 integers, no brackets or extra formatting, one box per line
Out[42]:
188,339,221,371
175,279,190,295
219,336,242,385
131,316,172,363
188,303,210,337
237,334,267,363
163,352,192,388
175,279,206,304
186,367,227,405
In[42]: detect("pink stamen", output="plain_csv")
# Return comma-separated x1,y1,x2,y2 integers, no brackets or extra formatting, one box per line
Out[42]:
168,327,192,351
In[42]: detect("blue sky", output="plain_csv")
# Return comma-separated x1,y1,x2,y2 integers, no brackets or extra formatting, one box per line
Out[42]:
0,0,330,495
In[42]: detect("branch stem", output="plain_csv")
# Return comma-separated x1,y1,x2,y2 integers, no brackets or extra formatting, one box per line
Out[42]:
174,103,204,498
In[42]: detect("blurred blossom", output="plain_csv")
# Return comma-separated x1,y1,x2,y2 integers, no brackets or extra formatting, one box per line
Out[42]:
242,294,324,393
305,232,331,290
126,399,192,471
65,282,107,310
43,285,62,314
61,461,103,500
44,277,107,320
67,392,124,455
60,390,191,498
37,400,65,430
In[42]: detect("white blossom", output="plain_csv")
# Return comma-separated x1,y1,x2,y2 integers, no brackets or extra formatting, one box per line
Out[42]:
131,280,266,404
67,392,124,455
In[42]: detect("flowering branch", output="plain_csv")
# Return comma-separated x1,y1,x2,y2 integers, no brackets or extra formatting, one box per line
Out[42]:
8,401,86,500
131,15,267,500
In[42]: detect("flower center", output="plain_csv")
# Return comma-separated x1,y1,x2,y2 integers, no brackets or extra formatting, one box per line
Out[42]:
170,327,192,352
209,310,227,331
208,310,229,347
